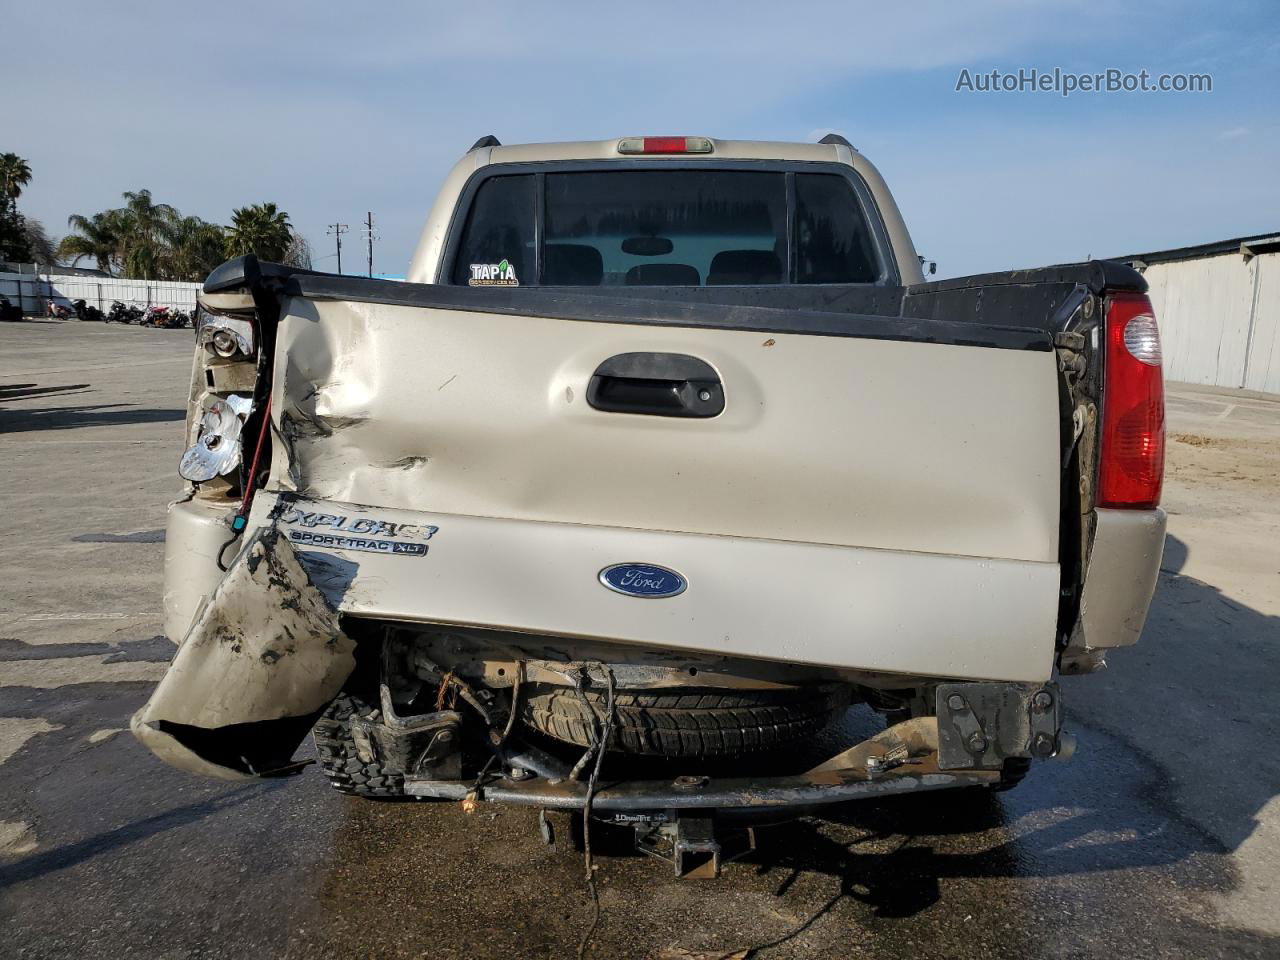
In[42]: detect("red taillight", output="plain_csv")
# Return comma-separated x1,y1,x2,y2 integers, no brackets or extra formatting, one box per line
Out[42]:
617,136,714,155
1098,291,1165,508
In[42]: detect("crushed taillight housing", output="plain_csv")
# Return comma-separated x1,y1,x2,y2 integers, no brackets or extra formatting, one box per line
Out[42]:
617,136,714,155
1098,291,1165,508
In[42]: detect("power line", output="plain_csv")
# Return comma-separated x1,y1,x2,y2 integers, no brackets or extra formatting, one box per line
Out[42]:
326,223,349,274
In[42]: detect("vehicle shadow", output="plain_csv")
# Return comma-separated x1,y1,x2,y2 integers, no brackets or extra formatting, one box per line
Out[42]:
0,402,185,433
1061,532,1280,853
0,383,91,403
724,529,1280,917
0,786,272,888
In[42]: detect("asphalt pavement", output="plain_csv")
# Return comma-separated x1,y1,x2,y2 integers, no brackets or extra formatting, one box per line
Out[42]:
1,319,1278,959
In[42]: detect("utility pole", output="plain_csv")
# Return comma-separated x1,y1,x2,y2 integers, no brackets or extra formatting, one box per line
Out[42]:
362,211,378,278
327,223,349,274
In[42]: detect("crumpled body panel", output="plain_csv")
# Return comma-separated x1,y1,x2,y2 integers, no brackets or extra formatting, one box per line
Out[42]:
267,296,1063,564
132,527,356,780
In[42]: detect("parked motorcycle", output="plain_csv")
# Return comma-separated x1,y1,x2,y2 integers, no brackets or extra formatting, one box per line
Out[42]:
141,305,194,329
106,301,142,324
140,305,169,327
72,299,105,323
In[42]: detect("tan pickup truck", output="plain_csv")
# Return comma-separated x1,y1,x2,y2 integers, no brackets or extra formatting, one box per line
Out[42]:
133,135,1165,874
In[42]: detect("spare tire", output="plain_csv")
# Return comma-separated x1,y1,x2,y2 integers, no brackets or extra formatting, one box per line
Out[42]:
522,683,849,757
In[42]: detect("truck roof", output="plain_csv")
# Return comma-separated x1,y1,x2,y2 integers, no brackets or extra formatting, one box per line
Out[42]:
473,136,856,165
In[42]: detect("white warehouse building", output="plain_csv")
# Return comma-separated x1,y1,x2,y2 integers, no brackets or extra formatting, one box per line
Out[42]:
1116,233,1280,395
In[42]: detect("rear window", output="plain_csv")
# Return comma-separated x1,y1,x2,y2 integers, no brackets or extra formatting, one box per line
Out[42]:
449,168,884,286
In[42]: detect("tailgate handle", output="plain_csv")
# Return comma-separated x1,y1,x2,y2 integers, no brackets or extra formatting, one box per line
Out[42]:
587,352,724,418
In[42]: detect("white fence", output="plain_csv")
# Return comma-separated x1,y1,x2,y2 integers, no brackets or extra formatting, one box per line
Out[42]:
1142,249,1280,394
0,271,202,316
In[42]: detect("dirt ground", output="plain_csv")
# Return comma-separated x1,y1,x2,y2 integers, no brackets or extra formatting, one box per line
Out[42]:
1,320,1278,959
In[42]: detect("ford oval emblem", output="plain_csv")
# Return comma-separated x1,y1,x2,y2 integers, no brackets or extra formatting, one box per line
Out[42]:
599,562,687,599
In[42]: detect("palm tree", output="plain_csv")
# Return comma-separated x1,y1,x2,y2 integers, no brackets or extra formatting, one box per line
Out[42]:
58,210,125,274
116,189,179,279
119,189,177,237
225,202,293,262
57,192,302,279
0,153,34,261
162,215,227,281
0,153,32,214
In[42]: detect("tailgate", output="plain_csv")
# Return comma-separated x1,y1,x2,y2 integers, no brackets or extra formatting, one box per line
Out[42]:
268,292,1061,565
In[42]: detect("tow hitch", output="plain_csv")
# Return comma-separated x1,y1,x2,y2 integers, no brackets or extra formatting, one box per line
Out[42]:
539,809,756,880
631,813,755,879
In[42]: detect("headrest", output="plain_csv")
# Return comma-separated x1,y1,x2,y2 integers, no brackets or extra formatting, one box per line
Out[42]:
707,250,783,285
543,244,604,285
625,263,701,286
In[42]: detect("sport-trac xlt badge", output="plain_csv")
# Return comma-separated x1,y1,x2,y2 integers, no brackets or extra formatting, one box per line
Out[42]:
270,504,438,558
599,563,687,598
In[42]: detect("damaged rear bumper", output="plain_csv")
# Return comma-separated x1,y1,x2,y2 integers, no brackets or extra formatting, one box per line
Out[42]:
136,507,1068,789
132,526,356,780
409,766,997,810
406,718,1003,811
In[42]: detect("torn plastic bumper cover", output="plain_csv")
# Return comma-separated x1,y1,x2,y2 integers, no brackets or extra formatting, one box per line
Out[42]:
131,526,356,780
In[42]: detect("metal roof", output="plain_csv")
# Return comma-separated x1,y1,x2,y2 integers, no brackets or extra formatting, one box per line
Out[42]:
1111,232,1280,267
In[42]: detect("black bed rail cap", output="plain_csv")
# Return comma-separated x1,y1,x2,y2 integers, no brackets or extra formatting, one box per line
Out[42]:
203,255,260,294
204,256,338,295
908,259,1147,296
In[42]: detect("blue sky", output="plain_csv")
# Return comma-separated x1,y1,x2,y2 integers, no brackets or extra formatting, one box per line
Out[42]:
8,0,1279,278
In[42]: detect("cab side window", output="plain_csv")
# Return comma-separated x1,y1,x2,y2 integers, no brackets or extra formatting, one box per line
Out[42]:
450,175,535,286
794,174,880,283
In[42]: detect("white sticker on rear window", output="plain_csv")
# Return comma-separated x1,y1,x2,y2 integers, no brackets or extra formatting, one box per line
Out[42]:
468,259,518,286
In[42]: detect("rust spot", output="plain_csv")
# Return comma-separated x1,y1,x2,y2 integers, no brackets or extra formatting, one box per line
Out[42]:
762,338,776,348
